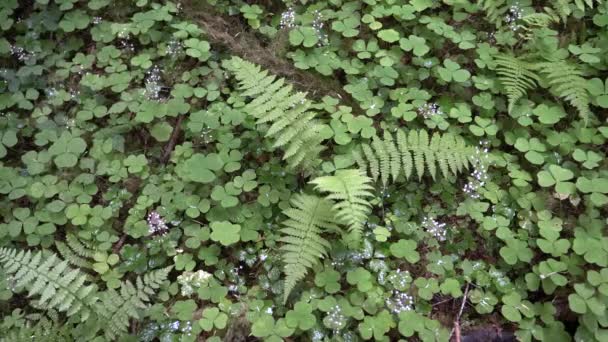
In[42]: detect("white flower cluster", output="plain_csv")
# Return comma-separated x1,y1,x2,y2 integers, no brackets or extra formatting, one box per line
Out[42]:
385,290,414,314
280,7,296,29
165,39,183,56
312,10,328,46
118,39,135,53
177,270,213,296
10,45,35,62
92,16,102,24
505,3,523,31
417,102,444,119
387,269,411,290
463,141,490,199
422,216,447,241
144,65,163,100
146,210,168,234
324,305,347,332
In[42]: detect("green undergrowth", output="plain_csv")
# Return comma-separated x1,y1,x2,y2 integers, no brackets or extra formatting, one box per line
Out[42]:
0,0,607,341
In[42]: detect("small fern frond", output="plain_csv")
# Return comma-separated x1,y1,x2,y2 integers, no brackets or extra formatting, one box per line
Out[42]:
494,54,540,112
95,267,171,339
535,61,591,123
0,248,97,321
477,0,508,26
55,234,95,269
355,130,477,184
279,194,335,303
310,169,374,242
223,57,326,170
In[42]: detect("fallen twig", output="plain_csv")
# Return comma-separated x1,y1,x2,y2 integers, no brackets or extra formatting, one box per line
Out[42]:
450,282,470,342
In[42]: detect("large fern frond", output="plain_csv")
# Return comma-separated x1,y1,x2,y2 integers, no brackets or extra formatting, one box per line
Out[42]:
0,248,97,321
494,55,540,113
95,267,171,339
223,57,326,170
310,170,374,242
279,194,336,303
354,130,477,186
535,61,591,123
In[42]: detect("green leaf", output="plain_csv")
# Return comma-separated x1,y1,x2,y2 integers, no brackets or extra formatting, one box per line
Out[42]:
378,29,400,43
209,221,241,246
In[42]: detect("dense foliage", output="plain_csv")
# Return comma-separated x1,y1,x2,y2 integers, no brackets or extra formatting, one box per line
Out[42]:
1,0,607,341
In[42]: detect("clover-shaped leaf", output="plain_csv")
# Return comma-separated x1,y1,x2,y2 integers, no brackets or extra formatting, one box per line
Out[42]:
209,221,241,246
572,149,603,169
285,302,315,331
314,268,341,294
399,35,429,56
501,292,534,322
184,38,211,61
532,104,566,125
437,59,470,83
181,153,224,183
499,238,533,265
358,310,394,340
440,278,463,297
48,132,87,168
377,29,400,43
332,17,360,37
469,117,497,136
514,137,546,165
576,177,608,206
389,239,420,263
347,267,373,292
289,27,319,47
172,299,197,321
414,277,439,300
211,183,240,208
198,307,228,331
537,165,575,195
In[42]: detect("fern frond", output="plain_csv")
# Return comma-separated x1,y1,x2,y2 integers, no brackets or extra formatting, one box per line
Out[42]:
310,170,374,242
55,234,95,269
95,267,171,339
223,57,326,170
279,194,335,303
0,248,97,321
477,0,508,26
355,130,477,184
494,55,540,113
0,315,72,342
535,61,591,123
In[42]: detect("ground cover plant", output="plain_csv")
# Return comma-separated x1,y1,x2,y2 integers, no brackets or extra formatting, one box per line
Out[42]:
0,0,607,341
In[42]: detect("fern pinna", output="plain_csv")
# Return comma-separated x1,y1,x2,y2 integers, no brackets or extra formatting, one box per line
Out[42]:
494,54,540,113
223,57,326,170
310,169,374,243
353,130,477,186
96,267,171,339
535,61,591,123
280,194,335,303
0,247,97,320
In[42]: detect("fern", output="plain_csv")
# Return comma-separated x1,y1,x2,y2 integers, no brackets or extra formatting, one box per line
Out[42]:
535,61,591,123
494,55,540,113
0,248,97,320
310,169,374,242
279,194,335,303
354,130,477,186
223,57,326,170
0,315,72,342
55,234,95,269
477,0,508,26
95,267,171,339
